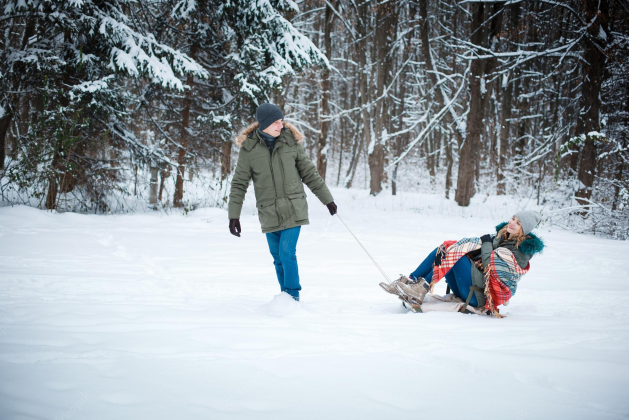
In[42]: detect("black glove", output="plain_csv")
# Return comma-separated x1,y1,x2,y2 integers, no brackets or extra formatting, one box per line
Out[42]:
480,234,492,243
434,250,443,266
229,219,241,237
326,201,337,216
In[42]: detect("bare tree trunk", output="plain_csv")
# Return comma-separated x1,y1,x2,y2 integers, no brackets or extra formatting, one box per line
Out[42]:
497,70,512,195
497,1,518,195
149,167,158,204
159,169,169,202
344,66,363,189
478,2,503,188
612,138,626,211
17,18,37,142
345,138,364,189
391,63,403,196
445,138,453,198
221,140,232,181
455,3,485,206
45,138,63,210
0,114,11,170
317,1,336,180
496,4,520,195
489,96,498,174
445,4,459,199
419,0,439,182
174,45,197,208
45,173,59,210
346,0,371,189
368,0,394,195
576,0,609,203
133,163,138,196
612,61,629,210
392,8,413,196
173,112,189,207
420,0,461,196
424,134,433,178
338,68,356,186
274,75,290,113
46,28,76,210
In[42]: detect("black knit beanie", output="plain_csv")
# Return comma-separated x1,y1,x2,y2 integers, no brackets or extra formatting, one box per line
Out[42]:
256,103,284,131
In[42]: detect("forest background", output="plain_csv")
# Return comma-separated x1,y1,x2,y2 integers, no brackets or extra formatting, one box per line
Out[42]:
1,0,627,239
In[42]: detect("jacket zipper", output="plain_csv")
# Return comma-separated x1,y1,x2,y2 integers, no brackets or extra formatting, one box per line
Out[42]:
278,144,288,196
265,140,282,227
278,141,300,221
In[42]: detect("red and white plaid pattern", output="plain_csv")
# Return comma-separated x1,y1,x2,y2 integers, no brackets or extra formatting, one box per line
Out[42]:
484,247,529,317
432,238,480,285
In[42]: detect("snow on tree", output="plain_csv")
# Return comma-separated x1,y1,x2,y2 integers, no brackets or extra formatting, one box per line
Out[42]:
221,0,329,103
1,0,627,239
0,0,207,210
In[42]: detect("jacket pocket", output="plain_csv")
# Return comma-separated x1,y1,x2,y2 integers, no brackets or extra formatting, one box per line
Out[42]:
257,198,280,228
288,193,308,222
280,151,301,188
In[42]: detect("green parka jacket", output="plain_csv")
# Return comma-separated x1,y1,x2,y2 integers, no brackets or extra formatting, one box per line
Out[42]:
469,222,545,307
228,122,334,233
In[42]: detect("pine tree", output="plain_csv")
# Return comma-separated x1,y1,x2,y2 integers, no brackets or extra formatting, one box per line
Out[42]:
222,0,329,105
0,0,207,210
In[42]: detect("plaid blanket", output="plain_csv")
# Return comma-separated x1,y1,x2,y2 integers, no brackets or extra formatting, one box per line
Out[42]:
432,238,479,285
432,238,530,318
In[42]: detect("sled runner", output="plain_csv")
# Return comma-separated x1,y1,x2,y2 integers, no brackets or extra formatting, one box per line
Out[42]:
398,295,423,313
401,300,422,313
397,285,489,315
451,285,488,315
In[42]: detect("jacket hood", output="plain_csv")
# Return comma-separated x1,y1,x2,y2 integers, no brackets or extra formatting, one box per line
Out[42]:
234,121,304,147
495,222,545,255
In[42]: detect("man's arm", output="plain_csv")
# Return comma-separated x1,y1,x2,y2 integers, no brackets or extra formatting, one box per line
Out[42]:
295,144,334,205
228,149,252,220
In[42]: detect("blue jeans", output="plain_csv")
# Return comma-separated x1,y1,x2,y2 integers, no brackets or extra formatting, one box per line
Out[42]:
266,226,301,300
410,247,478,307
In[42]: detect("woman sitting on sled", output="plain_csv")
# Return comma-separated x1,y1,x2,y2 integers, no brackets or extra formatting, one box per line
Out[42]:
380,210,545,317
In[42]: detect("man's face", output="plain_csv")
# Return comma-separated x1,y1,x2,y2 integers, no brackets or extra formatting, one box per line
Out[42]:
262,119,284,137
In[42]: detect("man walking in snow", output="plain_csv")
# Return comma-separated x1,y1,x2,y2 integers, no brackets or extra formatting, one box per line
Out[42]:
228,104,337,301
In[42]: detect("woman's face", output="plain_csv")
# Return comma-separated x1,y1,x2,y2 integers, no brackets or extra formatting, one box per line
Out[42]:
507,216,523,235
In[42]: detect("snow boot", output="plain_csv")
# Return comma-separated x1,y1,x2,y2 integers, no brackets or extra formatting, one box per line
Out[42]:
379,274,411,295
396,278,430,304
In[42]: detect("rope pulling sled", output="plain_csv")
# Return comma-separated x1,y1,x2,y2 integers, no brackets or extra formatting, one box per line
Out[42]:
335,213,491,315
335,213,425,312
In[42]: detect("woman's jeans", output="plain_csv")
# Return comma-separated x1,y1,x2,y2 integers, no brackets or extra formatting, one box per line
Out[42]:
410,247,478,307
266,226,301,300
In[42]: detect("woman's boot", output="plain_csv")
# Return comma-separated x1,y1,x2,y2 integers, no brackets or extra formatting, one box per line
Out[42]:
396,278,430,304
379,275,411,295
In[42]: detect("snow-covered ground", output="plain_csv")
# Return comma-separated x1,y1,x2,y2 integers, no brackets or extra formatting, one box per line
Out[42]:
1,188,628,420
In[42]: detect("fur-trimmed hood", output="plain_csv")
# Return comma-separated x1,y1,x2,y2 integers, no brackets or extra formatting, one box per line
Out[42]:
495,222,545,255
234,121,304,147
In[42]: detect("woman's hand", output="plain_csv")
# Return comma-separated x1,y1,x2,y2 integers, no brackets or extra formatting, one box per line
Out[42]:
480,234,492,243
